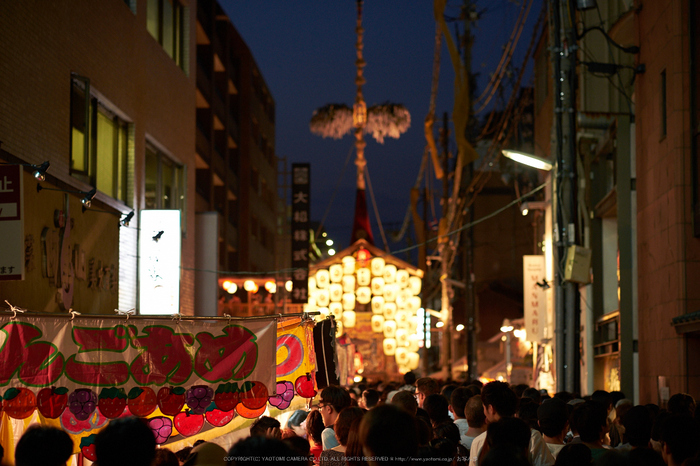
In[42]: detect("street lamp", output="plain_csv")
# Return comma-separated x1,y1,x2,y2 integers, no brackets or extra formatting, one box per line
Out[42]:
502,150,554,171
500,318,514,383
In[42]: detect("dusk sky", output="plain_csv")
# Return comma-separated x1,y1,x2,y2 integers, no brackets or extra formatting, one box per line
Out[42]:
219,1,542,253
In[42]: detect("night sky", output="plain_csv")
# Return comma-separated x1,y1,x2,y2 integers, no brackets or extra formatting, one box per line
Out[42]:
219,1,542,254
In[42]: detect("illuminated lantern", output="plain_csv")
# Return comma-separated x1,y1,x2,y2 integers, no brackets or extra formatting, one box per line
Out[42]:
371,296,385,314
395,310,408,326
371,277,385,296
408,276,422,295
329,284,343,302
264,281,276,293
356,248,371,267
383,338,397,356
395,347,409,366
357,268,371,286
318,307,330,318
407,338,420,353
308,277,317,293
395,328,408,347
316,270,330,289
329,302,343,319
407,296,422,313
396,289,410,308
356,287,371,305
383,302,397,320
317,289,330,308
243,280,256,292
342,293,355,311
223,281,237,294
343,310,356,328
396,270,409,289
383,264,397,284
342,256,356,275
407,352,420,370
383,284,399,303
407,318,418,334
396,320,408,330
371,315,385,333
370,257,385,277
329,264,343,283
336,320,344,336
307,296,317,309
342,275,356,293
383,319,397,338
286,280,293,292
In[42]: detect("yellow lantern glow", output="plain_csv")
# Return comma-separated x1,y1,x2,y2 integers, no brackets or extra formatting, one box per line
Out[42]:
342,256,356,275
264,281,276,293
356,286,371,305
396,270,409,289
318,307,330,318
395,328,408,347
329,283,343,302
336,320,344,336
408,276,422,295
408,339,420,353
371,277,385,296
407,318,418,334
342,275,356,293
395,310,408,326
329,264,343,283
407,352,420,370
383,283,399,302
395,347,409,366
407,296,422,313
286,280,294,292
371,296,385,314
307,296,317,309
316,270,330,289
396,320,408,330
342,292,356,311
343,310,356,328
396,289,410,308
329,302,343,319
371,315,385,333
371,257,385,276
223,281,237,294
383,338,397,356
383,302,397,320
383,319,397,338
317,289,330,307
357,268,371,286
243,280,256,292
383,264,397,284
307,277,316,293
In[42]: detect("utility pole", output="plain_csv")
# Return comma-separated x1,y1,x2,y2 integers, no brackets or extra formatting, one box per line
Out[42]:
441,112,452,380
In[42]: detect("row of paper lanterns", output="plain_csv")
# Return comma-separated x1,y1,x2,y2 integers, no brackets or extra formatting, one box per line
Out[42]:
308,255,422,372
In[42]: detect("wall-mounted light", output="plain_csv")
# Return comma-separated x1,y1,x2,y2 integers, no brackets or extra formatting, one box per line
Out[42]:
82,206,135,228
1,160,50,181
37,183,97,206
520,201,549,216
500,319,514,333
152,231,164,242
455,324,465,332
536,279,550,290
120,211,135,227
502,150,553,171
81,187,96,207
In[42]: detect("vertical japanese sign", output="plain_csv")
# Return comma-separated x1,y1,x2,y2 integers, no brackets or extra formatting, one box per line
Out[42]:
139,210,181,314
0,165,24,280
291,164,310,304
523,255,546,342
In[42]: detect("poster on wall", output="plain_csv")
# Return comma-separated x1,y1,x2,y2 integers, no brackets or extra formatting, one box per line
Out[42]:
139,210,181,315
523,255,547,342
0,165,24,280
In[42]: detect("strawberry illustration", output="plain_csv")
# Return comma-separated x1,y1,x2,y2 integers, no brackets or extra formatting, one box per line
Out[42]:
80,434,98,461
239,381,269,410
174,409,204,437
185,385,214,415
157,386,186,416
98,387,127,419
37,386,69,419
205,402,236,427
127,387,157,417
214,382,240,411
4,387,37,419
69,388,97,421
148,416,173,445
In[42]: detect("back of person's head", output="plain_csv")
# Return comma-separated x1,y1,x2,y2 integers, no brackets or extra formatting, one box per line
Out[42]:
623,405,653,448
334,407,365,446
512,384,529,399
465,395,486,428
553,391,575,404
553,443,592,466
95,416,156,466
15,425,73,466
391,389,418,415
152,448,179,466
591,390,613,411
416,416,433,447
570,401,608,443
403,371,417,386
424,393,451,425
283,436,311,457
176,447,193,464
359,404,419,463
614,399,634,421
433,420,460,445
441,384,458,401
537,398,569,438
320,385,351,412
227,436,296,466
362,389,380,409
429,437,459,464
250,416,281,437
481,446,530,466
610,391,626,407
415,377,440,396
660,414,700,465
522,387,542,404
516,397,540,430
183,442,227,466
481,381,518,418
306,409,325,444
486,417,531,457
450,387,473,420
667,393,696,417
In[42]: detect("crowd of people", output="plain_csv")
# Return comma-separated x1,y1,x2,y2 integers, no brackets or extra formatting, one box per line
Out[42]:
5,373,700,466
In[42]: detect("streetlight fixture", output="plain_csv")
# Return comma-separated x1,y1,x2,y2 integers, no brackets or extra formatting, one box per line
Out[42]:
502,150,554,171
500,318,514,383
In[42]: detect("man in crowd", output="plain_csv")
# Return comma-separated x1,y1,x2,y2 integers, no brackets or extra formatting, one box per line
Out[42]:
318,385,351,450
537,398,569,459
463,395,486,450
415,377,439,409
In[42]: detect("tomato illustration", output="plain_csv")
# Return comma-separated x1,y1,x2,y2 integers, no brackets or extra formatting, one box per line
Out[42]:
37,386,69,419
239,381,268,410
157,386,186,416
127,387,157,417
4,387,37,419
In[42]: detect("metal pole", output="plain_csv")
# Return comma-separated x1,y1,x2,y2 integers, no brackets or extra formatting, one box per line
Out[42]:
441,112,452,380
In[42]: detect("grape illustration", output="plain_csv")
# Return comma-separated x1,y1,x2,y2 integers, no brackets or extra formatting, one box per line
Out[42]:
148,416,173,445
268,381,295,410
185,385,213,414
69,389,97,421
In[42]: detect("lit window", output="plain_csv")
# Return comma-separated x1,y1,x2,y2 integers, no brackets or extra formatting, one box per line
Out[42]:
147,0,185,70
145,144,186,215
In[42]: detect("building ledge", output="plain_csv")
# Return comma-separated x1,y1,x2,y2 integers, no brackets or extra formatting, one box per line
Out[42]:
672,310,700,334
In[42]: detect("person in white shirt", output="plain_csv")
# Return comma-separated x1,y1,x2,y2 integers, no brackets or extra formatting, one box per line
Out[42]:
450,386,478,447
463,395,486,450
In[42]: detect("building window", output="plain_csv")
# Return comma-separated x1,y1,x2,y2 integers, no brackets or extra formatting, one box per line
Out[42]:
147,0,184,69
70,79,131,205
145,144,186,213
